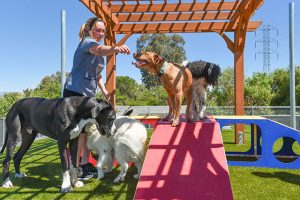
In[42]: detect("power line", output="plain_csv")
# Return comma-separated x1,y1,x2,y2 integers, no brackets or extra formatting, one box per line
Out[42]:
255,24,279,73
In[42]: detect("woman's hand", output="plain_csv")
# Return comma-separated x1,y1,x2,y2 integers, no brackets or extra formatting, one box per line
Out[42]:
115,45,131,55
102,89,111,101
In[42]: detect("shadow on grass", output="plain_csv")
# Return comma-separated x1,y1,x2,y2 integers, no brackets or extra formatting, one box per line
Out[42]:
252,171,300,185
77,166,138,200
0,163,138,200
223,141,236,144
0,138,139,199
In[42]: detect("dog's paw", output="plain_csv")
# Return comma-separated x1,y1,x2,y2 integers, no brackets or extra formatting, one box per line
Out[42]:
15,173,27,178
171,119,179,126
161,115,171,122
97,172,105,180
187,117,194,123
114,176,124,183
199,112,205,120
61,171,73,193
73,180,84,188
61,186,73,193
2,179,13,188
133,174,139,179
193,115,200,121
61,178,73,193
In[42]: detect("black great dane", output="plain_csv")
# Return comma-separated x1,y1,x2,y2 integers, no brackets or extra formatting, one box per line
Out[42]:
0,96,116,192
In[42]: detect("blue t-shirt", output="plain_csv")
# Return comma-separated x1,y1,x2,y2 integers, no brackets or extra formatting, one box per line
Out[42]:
64,37,105,96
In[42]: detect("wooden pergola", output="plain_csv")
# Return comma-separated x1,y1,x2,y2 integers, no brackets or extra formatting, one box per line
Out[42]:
80,0,264,117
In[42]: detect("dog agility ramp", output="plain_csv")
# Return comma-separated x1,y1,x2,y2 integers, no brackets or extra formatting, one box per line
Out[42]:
134,117,233,200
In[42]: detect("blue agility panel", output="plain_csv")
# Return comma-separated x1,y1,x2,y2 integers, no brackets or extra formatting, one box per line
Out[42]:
216,116,300,169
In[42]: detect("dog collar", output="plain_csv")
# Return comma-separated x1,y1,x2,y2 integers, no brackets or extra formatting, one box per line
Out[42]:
158,61,168,77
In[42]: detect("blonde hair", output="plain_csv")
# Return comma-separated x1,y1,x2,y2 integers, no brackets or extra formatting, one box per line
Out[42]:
78,17,105,41
79,23,87,41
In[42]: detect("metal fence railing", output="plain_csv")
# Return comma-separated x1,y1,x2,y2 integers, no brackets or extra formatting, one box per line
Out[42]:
0,118,47,151
116,106,300,130
1,106,299,149
0,118,5,151
116,106,300,116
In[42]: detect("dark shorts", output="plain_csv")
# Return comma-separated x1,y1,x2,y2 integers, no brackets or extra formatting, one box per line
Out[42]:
63,89,84,98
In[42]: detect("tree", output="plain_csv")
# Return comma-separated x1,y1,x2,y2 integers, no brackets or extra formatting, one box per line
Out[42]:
209,67,234,106
116,76,141,105
0,92,23,117
244,72,273,106
136,34,187,89
136,85,168,106
270,68,290,106
115,76,168,106
296,66,300,105
24,72,61,98
270,66,300,106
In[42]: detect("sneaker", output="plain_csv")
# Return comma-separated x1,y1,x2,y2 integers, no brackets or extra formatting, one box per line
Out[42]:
81,163,98,176
77,171,93,181
76,166,93,180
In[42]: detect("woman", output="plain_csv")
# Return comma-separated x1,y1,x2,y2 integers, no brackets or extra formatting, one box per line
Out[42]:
64,17,130,180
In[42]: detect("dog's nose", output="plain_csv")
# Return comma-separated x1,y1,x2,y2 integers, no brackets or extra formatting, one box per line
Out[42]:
103,127,112,136
133,52,141,59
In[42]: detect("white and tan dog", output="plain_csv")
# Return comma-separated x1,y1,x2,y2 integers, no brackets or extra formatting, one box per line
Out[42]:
85,116,147,183
85,123,113,180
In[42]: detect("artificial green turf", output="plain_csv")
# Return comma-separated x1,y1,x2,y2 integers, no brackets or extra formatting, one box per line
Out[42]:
0,139,138,200
229,166,300,200
222,125,300,200
0,127,299,200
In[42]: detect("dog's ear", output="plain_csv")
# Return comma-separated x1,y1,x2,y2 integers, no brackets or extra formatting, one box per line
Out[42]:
154,54,163,65
91,102,109,118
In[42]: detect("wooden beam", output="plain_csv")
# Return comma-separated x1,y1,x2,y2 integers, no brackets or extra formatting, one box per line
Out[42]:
108,2,242,13
249,0,265,15
116,33,132,46
92,0,119,24
113,21,262,34
215,31,234,53
80,0,110,24
230,0,252,23
117,11,234,22
228,0,264,30
103,0,156,1
80,0,98,16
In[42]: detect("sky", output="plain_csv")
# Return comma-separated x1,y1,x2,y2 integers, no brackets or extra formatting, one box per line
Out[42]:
0,0,299,93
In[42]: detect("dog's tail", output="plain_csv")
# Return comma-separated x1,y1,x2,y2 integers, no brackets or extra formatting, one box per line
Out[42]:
0,127,8,154
207,63,221,86
185,60,221,86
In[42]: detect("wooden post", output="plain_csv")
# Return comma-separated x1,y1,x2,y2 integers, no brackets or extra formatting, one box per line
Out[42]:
234,30,245,144
105,30,117,108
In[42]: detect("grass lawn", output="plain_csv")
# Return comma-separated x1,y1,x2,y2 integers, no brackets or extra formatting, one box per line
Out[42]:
0,127,299,200
0,139,138,200
222,125,300,200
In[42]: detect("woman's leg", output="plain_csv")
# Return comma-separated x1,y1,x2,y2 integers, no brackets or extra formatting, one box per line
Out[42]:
78,133,90,165
63,89,95,180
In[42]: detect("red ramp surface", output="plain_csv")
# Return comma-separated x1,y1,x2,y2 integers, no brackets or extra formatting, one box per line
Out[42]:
134,116,233,200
